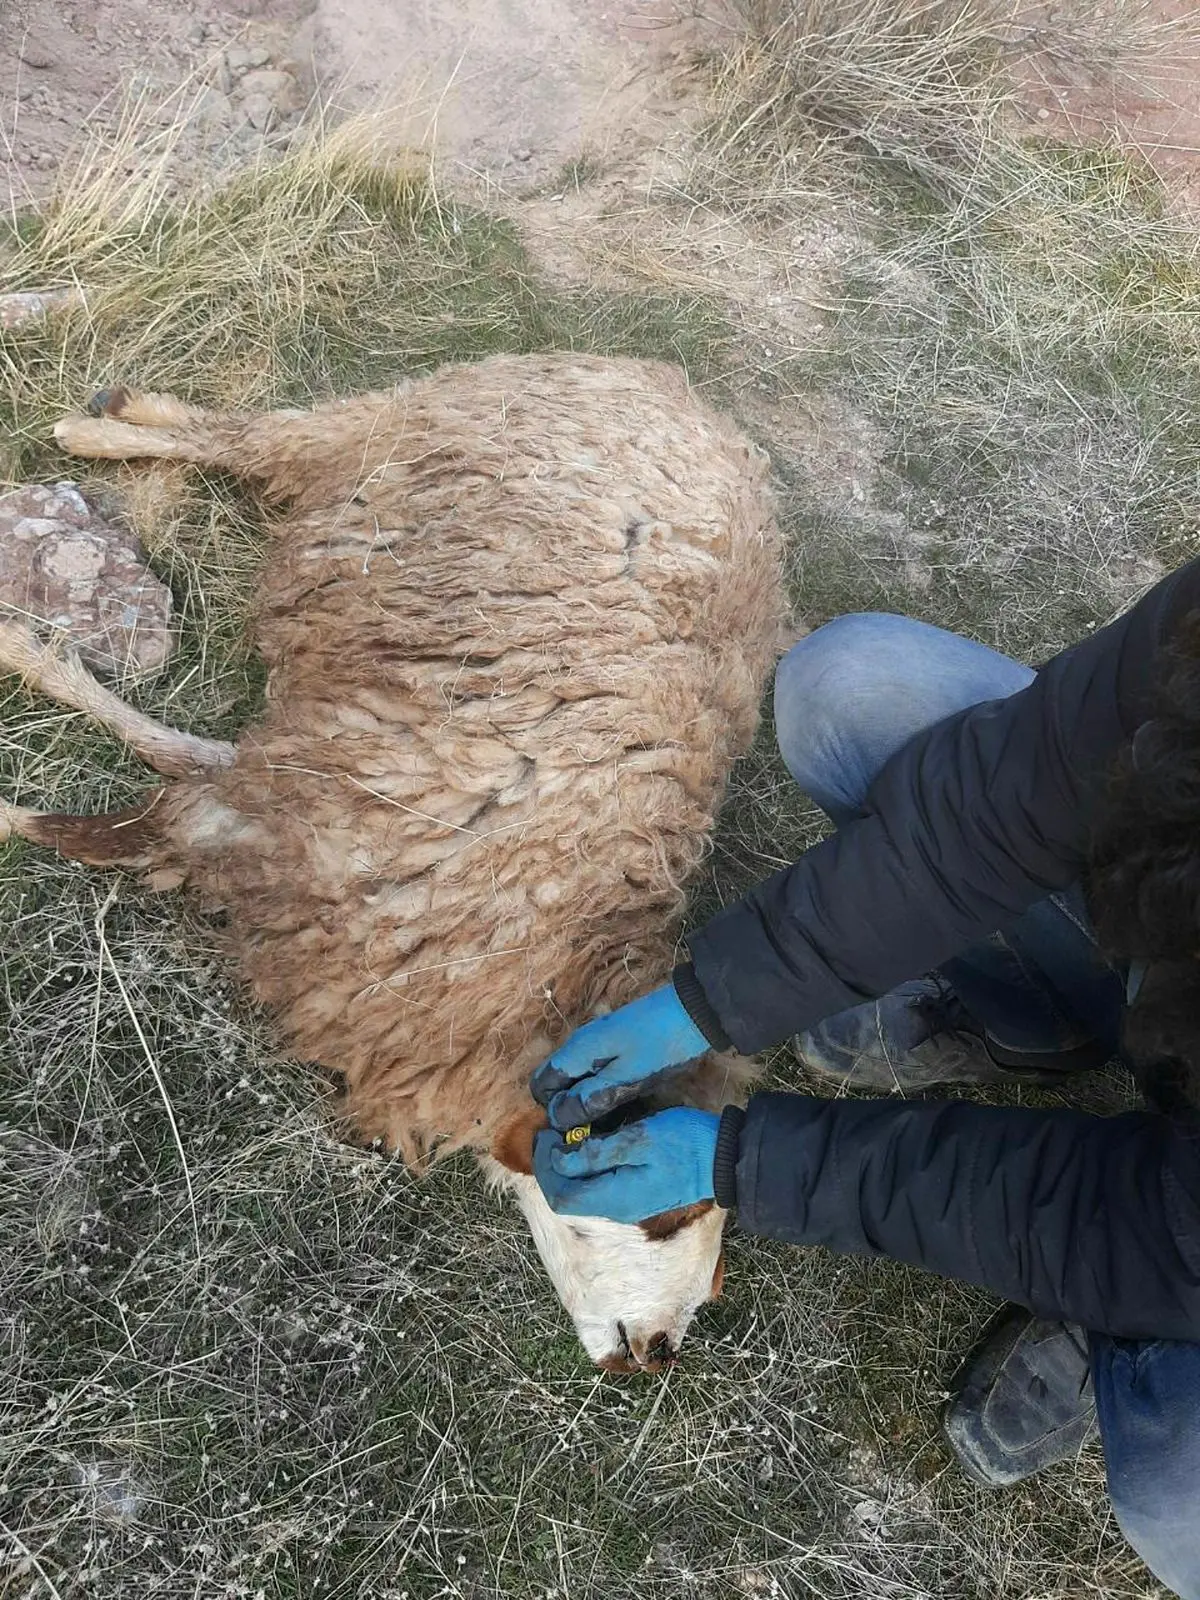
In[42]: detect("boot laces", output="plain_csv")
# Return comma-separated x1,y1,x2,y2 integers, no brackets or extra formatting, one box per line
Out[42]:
910,976,977,1043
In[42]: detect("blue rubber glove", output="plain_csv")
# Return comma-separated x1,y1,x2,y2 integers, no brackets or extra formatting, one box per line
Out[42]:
530,984,711,1132
533,1107,720,1224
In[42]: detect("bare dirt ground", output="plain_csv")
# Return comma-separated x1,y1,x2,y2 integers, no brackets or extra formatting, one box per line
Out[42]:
1,0,708,213
4,1,1200,217
1012,0,1200,215
2,0,311,211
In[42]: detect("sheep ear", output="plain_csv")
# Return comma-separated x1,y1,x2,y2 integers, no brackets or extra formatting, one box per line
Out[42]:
490,1103,549,1175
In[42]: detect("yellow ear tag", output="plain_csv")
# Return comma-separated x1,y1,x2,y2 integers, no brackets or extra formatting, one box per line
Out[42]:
564,1124,591,1146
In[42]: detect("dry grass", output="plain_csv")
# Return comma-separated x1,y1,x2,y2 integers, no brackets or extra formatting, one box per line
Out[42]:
698,0,1183,207
1,7,1199,1596
687,0,1200,664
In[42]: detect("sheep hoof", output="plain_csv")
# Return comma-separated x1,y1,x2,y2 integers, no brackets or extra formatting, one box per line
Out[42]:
86,386,129,418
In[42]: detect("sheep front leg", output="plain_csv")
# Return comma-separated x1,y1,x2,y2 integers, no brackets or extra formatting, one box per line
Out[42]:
0,619,234,779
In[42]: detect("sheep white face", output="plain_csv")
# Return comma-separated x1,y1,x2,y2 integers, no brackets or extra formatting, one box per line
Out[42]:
484,1162,727,1371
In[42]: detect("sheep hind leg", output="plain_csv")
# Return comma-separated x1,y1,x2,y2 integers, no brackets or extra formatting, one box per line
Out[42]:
0,794,166,871
55,385,307,498
53,385,234,467
0,619,234,780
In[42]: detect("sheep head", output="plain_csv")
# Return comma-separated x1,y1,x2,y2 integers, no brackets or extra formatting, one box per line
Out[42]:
486,1103,726,1372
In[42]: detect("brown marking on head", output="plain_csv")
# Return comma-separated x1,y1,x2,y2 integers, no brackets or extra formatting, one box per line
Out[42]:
490,1102,549,1175
596,1351,640,1375
710,1250,725,1301
638,1199,714,1241
597,1327,677,1374
637,1331,677,1370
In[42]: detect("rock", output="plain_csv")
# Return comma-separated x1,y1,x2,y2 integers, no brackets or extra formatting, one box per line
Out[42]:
186,20,208,45
0,483,174,679
240,92,275,132
17,36,54,69
227,126,258,157
226,44,271,73
0,287,84,331
238,68,301,115
34,151,57,170
189,86,232,130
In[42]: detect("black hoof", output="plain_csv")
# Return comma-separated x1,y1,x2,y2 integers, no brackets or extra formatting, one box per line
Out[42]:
85,386,128,418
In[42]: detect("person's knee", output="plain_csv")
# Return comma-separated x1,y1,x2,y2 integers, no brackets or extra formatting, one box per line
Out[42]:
773,613,939,812
773,611,1034,816
774,613,911,707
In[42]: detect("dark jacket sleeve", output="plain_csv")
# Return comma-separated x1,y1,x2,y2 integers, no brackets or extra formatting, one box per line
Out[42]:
732,1092,1200,1340
686,561,1200,1056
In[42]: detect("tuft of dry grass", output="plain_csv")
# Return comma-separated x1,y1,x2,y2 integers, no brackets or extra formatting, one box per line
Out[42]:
677,0,1200,670
700,0,1193,208
2,16,1199,1598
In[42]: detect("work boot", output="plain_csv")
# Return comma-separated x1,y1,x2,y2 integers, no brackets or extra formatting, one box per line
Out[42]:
793,976,1093,1093
942,1306,1098,1486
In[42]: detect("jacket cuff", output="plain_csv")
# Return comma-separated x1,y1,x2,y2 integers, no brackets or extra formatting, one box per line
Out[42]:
712,1104,745,1209
672,962,732,1051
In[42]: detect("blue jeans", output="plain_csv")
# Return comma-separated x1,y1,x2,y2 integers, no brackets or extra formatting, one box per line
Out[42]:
775,612,1200,1600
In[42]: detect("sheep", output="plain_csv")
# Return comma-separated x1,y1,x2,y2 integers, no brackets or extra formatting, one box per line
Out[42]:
0,353,786,1371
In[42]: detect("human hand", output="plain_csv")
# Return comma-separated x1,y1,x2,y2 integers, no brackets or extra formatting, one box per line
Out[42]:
530,984,710,1132
532,1107,720,1224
